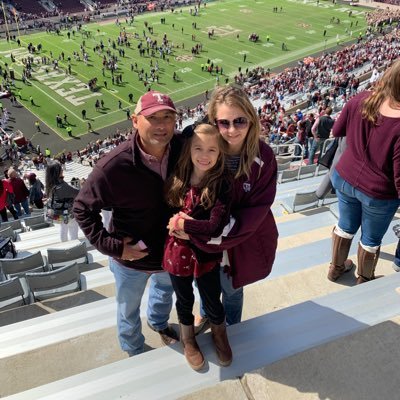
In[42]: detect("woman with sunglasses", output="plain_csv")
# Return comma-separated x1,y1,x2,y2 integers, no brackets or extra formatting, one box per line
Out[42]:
176,85,278,328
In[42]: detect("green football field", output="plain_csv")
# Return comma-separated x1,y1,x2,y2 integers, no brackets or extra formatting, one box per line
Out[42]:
0,0,368,138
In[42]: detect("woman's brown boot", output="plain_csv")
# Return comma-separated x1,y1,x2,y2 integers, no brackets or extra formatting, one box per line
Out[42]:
356,244,380,284
210,321,232,367
179,323,205,371
328,229,355,281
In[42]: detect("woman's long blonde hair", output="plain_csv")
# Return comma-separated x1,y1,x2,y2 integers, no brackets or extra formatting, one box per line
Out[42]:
166,124,227,210
362,60,400,125
207,85,260,179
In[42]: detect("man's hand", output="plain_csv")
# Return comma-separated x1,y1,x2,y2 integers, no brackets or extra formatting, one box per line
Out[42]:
121,237,149,261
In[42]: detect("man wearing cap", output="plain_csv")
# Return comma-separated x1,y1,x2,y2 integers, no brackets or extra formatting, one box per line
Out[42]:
73,91,182,356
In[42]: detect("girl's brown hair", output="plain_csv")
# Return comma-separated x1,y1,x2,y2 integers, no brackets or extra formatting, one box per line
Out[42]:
362,60,400,125
207,85,260,179
166,124,227,210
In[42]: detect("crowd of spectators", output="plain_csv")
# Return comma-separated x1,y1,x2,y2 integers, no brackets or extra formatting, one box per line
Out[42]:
374,0,400,6
235,24,400,146
0,5,399,169
73,129,132,166
0,2,59,27
365,7,400,26
0,0,198,32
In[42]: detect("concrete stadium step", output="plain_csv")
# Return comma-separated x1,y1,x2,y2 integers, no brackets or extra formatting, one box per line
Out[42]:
276,207,337,238
276,172,325,198
15,231,89,252
271,215,400,280
4,272,400,400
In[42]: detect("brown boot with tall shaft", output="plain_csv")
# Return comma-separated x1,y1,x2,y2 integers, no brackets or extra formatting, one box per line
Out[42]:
179,323,205,371
210,321,232,367
356,244,380,284
327,229,355,282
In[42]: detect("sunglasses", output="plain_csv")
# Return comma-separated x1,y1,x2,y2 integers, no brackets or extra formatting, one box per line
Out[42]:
215,117,249,130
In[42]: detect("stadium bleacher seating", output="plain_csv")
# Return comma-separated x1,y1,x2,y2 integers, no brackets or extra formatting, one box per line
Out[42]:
0,220,25,234
0,277,28,310
46,242,88,269
25,262,81,301
1,251,47,279
281,190,320,214
0,225,17,242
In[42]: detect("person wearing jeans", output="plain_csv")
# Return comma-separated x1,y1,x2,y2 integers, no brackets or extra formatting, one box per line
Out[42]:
74,91,182,356
7,168,30,217
327,61,400,284
330,169,399,283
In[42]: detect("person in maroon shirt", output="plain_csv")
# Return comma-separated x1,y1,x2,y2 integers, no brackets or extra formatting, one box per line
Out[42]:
328,60,400,284
74,91,182,357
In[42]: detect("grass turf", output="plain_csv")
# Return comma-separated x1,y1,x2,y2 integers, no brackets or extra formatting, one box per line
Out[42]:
0,0,369,138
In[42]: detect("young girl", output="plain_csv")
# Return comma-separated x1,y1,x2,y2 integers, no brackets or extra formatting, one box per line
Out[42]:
163,123,232,371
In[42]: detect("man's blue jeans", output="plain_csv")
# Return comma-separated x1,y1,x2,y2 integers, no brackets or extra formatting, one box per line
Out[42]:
332,170,400,247
308,138,326,165
14,198,30,216
109,258,174,355
200,266,243,326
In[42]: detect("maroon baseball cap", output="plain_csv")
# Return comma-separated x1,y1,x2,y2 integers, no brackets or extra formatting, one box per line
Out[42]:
134,91,176,116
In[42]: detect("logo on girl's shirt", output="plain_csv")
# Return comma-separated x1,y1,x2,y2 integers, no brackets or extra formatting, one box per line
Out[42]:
243,182,251,192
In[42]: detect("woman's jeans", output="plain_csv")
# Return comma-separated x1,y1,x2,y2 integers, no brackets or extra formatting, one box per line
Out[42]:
332,169,400,247
199,266,243,325
110,258,174,355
